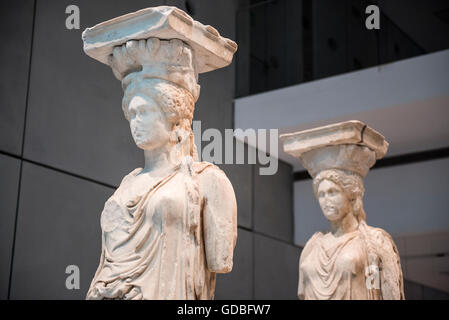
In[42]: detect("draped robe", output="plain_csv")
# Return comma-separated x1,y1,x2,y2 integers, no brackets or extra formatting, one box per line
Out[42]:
86,156,234,300
298,226,404,300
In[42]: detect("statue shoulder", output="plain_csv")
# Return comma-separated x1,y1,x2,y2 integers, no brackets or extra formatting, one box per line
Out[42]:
194,161,234,194
118,168,142,186
301,232,323,259
305,231,323,245
195,161,237,273
366,226,399,254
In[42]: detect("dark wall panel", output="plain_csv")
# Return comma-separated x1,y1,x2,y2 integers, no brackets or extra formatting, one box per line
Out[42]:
0,154,21,299
254,160,293,242
347,0,379,71
404,279,449,300
215,228,254,299
254,234,301,299
10,162,113,299
285,0,304,85
249,4,267,94
0,0,34,155
221,163,253,229
313,0,348,80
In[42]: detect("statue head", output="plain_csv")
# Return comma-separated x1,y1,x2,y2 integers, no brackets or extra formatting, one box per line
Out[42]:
112,38,199,158
121,76,195,158
313,169,366,223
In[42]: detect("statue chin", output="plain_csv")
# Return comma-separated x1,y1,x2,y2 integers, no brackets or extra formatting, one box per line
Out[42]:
134,140,150,150
134,141,149,150
322,207,346,222
324,213,341,222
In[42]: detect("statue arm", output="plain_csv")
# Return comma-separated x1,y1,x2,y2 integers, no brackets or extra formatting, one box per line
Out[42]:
371,228,405,300
199,166,238,273
297,232,320,300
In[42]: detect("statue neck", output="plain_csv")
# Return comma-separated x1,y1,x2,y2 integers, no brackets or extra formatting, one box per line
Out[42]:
330,210,359,237
140,136,191,177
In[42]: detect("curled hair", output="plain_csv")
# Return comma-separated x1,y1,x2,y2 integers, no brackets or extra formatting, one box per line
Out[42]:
122,77,194,130
313,169,366,222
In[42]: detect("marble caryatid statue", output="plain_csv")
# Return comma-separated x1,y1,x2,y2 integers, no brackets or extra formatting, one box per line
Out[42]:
281,121,404,300
81,7,238,300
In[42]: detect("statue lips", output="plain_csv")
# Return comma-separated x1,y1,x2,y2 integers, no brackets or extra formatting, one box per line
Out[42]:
321,202,336,213
321,203,344,221
324,206,336,214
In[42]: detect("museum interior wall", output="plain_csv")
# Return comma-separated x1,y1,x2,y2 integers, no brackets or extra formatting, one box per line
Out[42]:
1,0,448,300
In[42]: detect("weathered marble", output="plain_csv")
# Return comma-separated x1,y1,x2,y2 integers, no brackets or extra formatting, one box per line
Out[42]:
280,120,404,300
82,6,238,300
82,6,237,76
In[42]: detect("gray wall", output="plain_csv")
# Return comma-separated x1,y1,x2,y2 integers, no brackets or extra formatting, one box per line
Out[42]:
0,0,299,300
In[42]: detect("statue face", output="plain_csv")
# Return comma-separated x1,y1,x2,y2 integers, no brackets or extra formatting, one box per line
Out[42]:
126,92,171,150
317,179,351,222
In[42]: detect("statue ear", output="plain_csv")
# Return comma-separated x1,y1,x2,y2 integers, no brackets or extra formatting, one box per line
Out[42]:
171,124,192,156
170,122,184,143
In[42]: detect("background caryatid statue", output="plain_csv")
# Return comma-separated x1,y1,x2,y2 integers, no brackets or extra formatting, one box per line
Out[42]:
81,6,238,300
281,121,405,300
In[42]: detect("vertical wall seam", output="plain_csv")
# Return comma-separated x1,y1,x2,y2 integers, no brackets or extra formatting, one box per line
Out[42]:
7,0,37,300
251,161,255,299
